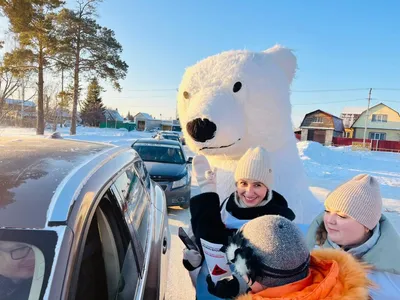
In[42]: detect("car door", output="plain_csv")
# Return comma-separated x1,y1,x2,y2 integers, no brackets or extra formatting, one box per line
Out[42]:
70,191,142,300
133,159,170,300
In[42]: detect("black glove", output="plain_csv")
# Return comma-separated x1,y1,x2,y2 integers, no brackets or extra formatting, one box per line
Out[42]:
206,274,240,299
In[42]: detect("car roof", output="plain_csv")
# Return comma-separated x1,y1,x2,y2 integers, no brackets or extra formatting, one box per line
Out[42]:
159,131,179,135
0,136,114,229
133,138,182,146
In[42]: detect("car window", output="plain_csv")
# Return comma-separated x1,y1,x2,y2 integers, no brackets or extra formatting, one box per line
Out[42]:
0,230,57,300
134,160,150,190
74,198,141,300
133,143,185,164
114,166,151,253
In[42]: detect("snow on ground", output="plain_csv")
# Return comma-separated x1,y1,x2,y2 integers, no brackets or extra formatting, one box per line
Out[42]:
0,126,154,146
1,126,399,299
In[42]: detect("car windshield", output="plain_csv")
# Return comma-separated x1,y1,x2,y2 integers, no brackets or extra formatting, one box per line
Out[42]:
0,230,58,300
133,143,185,164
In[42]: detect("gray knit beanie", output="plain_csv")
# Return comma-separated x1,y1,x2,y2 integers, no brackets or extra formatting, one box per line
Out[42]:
223,215,310,288
234,146,274,188
325,174,382,230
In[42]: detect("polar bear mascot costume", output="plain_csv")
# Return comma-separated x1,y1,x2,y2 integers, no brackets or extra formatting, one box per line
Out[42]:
177,45,321,223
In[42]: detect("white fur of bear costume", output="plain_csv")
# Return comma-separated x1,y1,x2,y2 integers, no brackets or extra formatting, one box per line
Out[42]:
177,45,321,223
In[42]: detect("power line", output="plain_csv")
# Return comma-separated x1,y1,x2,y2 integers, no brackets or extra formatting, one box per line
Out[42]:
124,88,177,92
292,98,369,106
104,95,173,99
372,99,400,103
111,87,400,94
292,88,369,93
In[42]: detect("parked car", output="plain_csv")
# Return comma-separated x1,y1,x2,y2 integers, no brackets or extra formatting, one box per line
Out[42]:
0,136,170,300
132,138,192,208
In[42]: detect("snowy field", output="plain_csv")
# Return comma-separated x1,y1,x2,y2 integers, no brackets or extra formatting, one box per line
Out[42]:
1,126,399,299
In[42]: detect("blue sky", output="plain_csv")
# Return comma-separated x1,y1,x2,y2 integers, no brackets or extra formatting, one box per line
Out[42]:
3,1,400,127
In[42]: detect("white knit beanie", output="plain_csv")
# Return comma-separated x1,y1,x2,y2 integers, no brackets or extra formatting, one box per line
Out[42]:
234,147,273,188
325,174,382,230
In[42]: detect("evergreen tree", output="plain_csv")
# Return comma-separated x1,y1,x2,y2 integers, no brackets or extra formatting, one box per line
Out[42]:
127,110,134,121
80,77,105,126
0,0,65,134
55,0,128,135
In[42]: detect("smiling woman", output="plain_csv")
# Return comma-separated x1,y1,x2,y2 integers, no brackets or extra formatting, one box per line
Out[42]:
306,174,400,299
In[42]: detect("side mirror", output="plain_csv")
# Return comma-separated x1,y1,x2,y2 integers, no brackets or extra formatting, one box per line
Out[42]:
187,157,193,164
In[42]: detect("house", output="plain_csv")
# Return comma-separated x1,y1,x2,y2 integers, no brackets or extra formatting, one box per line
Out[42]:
161,119,181,131
351,103,400,141
1,98,37,127
4,98,36,119
132,112,158,131
300,110,344,145
340,106,366,138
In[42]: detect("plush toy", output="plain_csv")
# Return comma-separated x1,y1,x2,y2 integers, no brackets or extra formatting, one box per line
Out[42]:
177,45,321,223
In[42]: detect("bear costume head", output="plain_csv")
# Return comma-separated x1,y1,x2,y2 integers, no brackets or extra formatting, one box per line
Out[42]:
177,45,321,223
178,45,295,158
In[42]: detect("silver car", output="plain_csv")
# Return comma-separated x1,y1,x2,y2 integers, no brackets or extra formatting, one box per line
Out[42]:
0,136,170,300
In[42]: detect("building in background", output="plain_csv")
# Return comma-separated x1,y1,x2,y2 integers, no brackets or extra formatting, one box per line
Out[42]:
340,106,366,138
300,109,344,145
104,108,124,122
2,98,37,127
352,103,400,141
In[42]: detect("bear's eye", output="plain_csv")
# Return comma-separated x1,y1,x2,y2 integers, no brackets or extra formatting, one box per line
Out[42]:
183,91,190,99
233,82,242,93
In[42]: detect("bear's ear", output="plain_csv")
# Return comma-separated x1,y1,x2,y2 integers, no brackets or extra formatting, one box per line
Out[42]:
263,45,297,83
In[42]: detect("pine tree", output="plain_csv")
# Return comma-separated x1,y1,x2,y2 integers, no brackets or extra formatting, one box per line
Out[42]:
55,0,128,135
80,78,105,126
0,0,65,134
127,110,134,121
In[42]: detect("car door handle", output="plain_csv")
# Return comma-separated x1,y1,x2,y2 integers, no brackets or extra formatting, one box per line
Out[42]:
162,237,168,254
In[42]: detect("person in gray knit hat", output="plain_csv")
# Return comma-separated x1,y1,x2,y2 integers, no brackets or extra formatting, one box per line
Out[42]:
210,214,372,299
306,174,400,299
224,215,310,289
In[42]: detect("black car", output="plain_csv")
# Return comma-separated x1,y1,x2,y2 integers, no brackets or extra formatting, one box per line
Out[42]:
132,138,192,208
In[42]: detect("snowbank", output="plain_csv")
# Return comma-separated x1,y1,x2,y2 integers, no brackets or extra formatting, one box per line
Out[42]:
298,141,400,201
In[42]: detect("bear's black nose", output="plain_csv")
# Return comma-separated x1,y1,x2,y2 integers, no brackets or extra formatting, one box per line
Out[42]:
186,118,217,143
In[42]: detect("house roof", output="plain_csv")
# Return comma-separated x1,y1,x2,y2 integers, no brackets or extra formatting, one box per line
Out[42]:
104,109,124,122
351,102,400,127
133,112,153,120
300,109,344,131
5,98,36,107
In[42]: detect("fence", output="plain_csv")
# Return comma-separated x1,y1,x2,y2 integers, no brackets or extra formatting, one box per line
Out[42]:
332,137,400,153
99,121,136,131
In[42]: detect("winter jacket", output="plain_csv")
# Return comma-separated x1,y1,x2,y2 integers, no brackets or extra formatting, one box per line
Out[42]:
188,190,295,299
190,190,295,249
306,212,400,299
235,249,372,300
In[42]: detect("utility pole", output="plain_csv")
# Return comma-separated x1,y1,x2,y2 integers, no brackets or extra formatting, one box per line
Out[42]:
362,88,372,147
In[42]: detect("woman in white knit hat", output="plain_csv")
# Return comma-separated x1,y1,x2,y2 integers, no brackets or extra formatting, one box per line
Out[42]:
306,174,400,299
182,146,296,299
